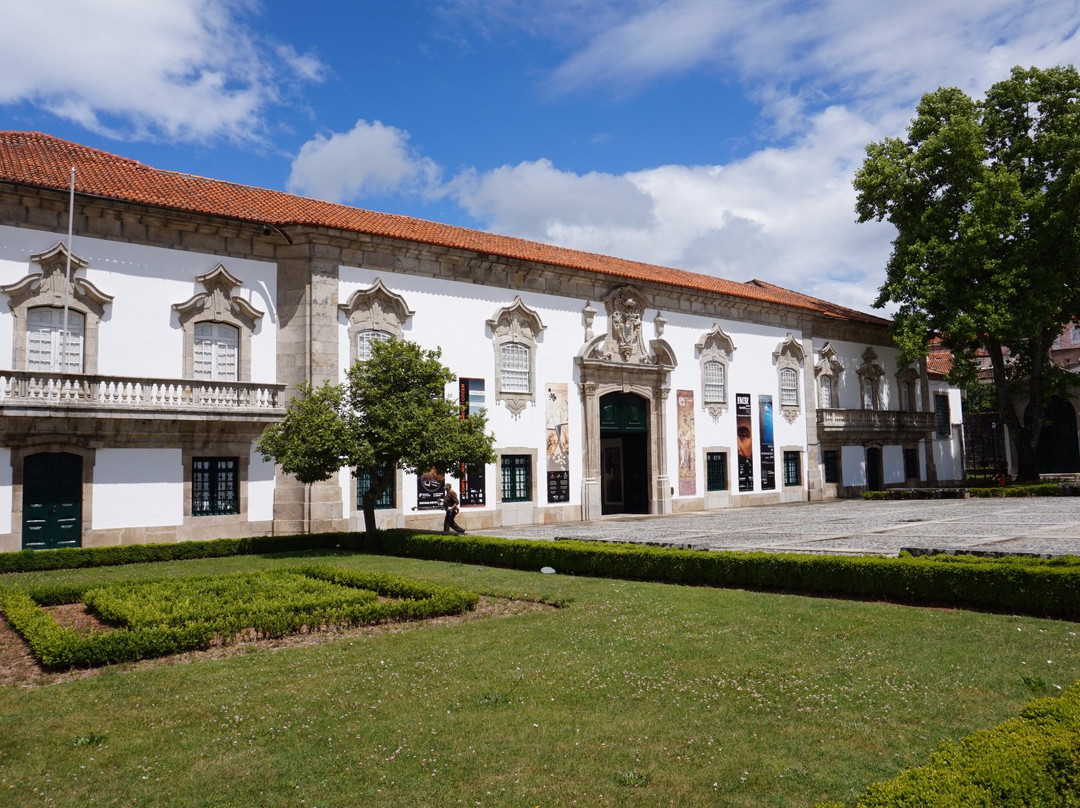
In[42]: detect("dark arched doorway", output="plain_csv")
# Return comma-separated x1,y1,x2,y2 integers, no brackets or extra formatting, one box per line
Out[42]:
599,392,649,514
23,452,82,549
1037,397,1080,473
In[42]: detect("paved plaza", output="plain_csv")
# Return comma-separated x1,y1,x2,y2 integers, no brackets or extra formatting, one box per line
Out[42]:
484,498,1080,557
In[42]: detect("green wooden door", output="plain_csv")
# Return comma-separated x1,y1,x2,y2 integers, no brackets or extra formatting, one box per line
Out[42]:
23,452,82,550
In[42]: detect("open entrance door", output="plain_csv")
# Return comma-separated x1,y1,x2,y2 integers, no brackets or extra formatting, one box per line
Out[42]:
599,392,649,514
23,452,82,550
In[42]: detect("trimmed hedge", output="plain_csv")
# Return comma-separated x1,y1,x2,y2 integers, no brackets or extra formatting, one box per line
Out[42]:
0,532,353,575
357,530,1080,620
0,564,479,669
819,682,1080,807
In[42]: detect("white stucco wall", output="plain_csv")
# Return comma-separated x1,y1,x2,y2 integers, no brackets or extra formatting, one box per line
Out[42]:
92,448,183,528
0,225,277,382
0,448,11,535
247,447,276,523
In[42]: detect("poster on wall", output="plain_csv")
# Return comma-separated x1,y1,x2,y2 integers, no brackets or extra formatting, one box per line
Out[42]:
759,395,775,490
416,468,445,510
459,378,486,506
546,382,570,503
677,389,696,496
736,393,754,492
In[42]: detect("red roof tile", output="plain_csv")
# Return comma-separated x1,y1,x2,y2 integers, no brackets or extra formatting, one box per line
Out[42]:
0,131,888,326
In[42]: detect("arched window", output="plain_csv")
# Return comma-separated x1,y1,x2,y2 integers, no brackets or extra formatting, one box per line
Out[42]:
499,342,531,393
27,307,84,373
861,377,878,410
780,367,799,407
356,329,393,362
704,360,725,404
194,322,239,381
819,376,834,409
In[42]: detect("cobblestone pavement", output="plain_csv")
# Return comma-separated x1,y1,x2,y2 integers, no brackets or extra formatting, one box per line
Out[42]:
483,499,1080,556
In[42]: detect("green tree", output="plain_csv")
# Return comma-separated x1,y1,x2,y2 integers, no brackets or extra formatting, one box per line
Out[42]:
257,339,496,536
855,65,1080,481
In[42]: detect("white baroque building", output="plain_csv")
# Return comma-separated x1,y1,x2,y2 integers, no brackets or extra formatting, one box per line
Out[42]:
0,133,965,551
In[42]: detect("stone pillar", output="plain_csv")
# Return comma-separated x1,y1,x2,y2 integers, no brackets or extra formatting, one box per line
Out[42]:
579,382,601,521
919,357,939,484
802,334,824,501
651,385,672,514
272,240,348,535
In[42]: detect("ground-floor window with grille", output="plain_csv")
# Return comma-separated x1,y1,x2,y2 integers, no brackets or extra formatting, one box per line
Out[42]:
822,449,840,484
192,457,238,515
501,455,532,502
783,451,801,486
706,451,728,491
357,466,395,509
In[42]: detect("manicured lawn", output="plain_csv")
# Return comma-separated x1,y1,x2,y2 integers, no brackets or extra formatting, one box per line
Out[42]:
1,550,1078,807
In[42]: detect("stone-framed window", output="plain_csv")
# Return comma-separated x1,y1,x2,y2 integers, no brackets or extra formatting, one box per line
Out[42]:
191,457,239,516
500,454,532,502
706,451,728,491
27,307,85,372
339,278,414,366
903,446,920,479
935,394,951,438
487,297,545,418
1,242,113,374
896,366,919,411
194,322,239,381
696,324,736,418
783,450,802,487
814,342,844,410
822,448,840,484
857,347,886,411
773,334,805,423
173,263,263,382
356,329,393,363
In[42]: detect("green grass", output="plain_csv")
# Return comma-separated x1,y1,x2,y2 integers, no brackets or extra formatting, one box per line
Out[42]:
1,550,1079,807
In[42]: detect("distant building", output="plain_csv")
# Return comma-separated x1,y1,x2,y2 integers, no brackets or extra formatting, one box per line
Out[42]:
0,132,966,551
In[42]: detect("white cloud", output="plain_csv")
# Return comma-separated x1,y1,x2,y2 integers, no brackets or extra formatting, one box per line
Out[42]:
0,0,325,143
287,120,441,202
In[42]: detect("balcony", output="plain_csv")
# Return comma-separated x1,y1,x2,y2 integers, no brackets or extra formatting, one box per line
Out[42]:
817,408,935,438
0,370,286,422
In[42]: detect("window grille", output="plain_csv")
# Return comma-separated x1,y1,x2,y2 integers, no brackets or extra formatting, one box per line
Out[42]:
935,394,950,437
357,466,395,509
780,368,798,407
783,451,801,486
356,329,393,362
823,450,839,483
500,343,530,393
704,361,725,404
500,455,531,502
706,452,728,491
192,457,238,515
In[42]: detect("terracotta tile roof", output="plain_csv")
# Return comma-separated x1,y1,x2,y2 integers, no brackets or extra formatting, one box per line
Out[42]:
0,131,888,326
926,352,953,377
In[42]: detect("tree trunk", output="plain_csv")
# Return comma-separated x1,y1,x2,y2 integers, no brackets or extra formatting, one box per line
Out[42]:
987,339,1041,482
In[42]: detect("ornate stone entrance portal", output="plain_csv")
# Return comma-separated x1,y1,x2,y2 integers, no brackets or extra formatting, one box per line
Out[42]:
576,286,677,520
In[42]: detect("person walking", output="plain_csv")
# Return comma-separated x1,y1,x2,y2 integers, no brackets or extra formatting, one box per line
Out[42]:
443,483,466,534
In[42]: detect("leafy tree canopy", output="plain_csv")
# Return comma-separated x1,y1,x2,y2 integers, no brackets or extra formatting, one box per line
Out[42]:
258,339,496,534
854,65,1080,480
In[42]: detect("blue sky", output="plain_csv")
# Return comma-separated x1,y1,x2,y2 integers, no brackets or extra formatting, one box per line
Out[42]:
1,1,1078,312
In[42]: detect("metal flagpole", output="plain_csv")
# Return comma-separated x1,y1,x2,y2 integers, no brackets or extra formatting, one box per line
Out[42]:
60,167,75,373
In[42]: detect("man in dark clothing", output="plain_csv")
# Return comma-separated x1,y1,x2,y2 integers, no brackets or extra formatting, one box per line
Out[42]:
443,484,466,534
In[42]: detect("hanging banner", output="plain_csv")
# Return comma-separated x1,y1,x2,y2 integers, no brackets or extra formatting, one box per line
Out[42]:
759,394,775,490
545,382,570,503
677,389,696,496
736,392,754,492
459,378,486,506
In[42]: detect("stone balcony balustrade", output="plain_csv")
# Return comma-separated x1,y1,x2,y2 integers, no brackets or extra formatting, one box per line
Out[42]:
0,370,286,421
817,408,935,433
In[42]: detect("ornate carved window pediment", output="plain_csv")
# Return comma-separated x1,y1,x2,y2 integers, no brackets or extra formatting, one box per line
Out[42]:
338,278,414,366
488,296,545,419
697,324,736,419
773,334,805,423
173,263,263,382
